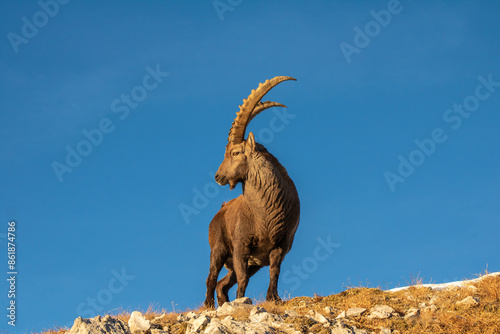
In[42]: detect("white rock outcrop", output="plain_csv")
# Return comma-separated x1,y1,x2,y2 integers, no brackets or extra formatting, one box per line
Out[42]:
128,311,150,334
68,315,130,334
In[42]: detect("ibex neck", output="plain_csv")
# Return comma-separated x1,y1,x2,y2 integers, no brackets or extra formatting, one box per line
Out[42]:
242,150,298,218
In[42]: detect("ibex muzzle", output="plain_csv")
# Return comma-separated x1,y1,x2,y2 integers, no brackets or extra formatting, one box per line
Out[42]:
215,142,250,190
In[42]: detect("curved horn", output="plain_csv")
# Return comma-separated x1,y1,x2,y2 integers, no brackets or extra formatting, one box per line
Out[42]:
248,101,287,123
227,76,296,144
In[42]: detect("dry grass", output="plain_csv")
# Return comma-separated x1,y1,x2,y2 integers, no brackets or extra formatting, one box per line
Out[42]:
280,272,500,333
32,330,67,334
36,273,500,334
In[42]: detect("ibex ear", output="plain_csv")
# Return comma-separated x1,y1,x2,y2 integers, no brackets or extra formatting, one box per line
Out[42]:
246,132,257,152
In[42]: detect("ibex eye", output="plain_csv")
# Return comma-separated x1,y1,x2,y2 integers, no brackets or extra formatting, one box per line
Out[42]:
232,151,240,157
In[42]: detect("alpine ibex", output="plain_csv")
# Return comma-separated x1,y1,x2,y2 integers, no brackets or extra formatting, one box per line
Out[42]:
204,76,300,308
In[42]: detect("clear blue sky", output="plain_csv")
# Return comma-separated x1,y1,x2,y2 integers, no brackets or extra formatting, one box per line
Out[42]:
1,0,499,332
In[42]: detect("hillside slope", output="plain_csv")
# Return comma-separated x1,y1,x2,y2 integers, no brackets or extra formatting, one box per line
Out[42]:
44,272,500,334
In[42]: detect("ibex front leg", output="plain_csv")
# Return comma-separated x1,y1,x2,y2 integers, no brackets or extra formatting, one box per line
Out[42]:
267,247,284,302
233,243,250,299
204,247,227,308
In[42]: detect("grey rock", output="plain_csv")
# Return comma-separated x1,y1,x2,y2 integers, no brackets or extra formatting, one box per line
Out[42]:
201,310,217,318
250,306,267,316
351,326,369,334
324,306,335,315
374,305,394,313
186,314,210,334
308,310,330,324
186,311,199,320
128,311,150,334
216,299,253,316
404,308,420,320
346,307,366,318
220,316,246,334
244,322,277,334
150,330,169,334
336,311,346,319
331,328,354,334
298,300,308,308
367,305,394,319
271,321,301,334
456,296,479,307
177,311,198,323
284,309,299,318
177,314,188,322
232,297,253,305
215,303,233,316
330,320,354,334
204,318,228,334
249,311,282,324
333,319,349,327
68,315,130,334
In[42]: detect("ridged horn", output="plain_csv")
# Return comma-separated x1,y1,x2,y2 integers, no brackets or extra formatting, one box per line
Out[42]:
227,76,296,144
248,101,287,123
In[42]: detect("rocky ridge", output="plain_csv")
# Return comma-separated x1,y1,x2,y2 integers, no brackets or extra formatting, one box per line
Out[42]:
63,272,500,334
66,296,468,334
69,297,410,334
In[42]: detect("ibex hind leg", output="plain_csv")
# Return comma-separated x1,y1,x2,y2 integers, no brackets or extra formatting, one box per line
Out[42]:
267,247,284,303
233,243,253,299
216,268,235,306
216,265,264,305
204,247,228,308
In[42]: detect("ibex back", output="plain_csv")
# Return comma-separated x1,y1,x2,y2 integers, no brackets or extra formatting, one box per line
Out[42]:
204,76,300,308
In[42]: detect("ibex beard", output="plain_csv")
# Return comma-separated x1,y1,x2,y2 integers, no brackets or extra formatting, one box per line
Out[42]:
204,76,300,308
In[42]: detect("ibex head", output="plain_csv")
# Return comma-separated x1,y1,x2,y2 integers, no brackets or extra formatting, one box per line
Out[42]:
215,76,296,190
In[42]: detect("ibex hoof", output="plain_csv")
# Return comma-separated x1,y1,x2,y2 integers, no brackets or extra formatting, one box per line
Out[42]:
204,299,215,309
266,294,283,304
